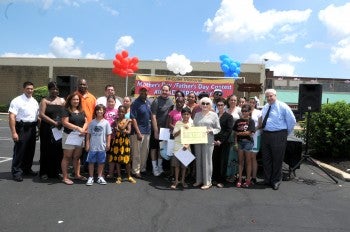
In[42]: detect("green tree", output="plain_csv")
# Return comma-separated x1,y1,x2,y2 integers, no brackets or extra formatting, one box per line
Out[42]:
296,101,350,158
33,86,48,103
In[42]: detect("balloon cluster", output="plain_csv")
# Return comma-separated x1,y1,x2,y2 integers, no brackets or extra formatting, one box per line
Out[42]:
219,54,241,79
165,53,193,75
112,50,139,78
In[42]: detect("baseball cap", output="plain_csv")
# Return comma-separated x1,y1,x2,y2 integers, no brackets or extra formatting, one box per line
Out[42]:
139,86,149,91
198,92,209,99
214,89,223,93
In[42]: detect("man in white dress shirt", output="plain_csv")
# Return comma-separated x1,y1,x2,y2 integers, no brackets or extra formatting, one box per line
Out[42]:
96,84,122,109
9,81,39,182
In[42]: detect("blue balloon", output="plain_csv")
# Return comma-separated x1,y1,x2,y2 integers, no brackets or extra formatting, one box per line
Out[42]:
223,58,232,64
229,62,237,72
221,64,230,73
219,54,241,77
236,67,241,75
219,54,229,61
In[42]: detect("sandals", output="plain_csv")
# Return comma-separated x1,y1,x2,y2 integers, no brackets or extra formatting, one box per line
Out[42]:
236,182,242,188
128,177,136,184
242,180,252,188
201,184,212,190
74,176,87,181
170,182,179,189
62,179,74,185
115,177,122,184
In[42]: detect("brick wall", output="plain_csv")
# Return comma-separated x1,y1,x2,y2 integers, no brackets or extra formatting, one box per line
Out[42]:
0,65,49,104
0,65,261,105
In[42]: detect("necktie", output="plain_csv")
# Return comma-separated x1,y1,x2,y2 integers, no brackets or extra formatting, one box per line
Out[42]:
261,105,271,129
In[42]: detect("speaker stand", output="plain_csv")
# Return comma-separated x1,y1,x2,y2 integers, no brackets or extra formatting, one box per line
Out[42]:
290,112,338,184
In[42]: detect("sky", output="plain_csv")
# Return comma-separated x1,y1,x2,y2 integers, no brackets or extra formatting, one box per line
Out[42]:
1,0,350,79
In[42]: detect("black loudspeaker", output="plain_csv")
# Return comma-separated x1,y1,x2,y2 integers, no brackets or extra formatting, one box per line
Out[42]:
56,75,78,99
284,140,302,169
298,84,322,113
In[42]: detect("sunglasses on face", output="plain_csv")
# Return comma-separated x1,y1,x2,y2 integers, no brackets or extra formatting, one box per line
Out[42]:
201,102,210,106
214,92,222,96
241,110,249,113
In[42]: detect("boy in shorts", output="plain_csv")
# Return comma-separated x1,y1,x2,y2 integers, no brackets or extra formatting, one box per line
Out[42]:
85,104,112,186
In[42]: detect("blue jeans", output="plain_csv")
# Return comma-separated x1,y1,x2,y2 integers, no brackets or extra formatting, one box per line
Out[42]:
238,139,254,151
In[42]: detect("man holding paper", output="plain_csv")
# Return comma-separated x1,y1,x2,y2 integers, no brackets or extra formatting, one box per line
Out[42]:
150,84,174,176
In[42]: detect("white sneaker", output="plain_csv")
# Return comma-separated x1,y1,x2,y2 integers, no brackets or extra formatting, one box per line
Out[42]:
158,166,164,174
86,177,94,186
153,167,161,177
97,177,107,185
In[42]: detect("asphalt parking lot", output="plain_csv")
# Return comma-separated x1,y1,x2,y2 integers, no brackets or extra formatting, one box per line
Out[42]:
0,114,349,232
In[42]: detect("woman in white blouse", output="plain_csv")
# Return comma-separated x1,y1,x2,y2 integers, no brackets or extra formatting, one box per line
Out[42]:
248,97,262,184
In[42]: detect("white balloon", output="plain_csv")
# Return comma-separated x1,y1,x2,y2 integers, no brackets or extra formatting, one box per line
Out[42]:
165,53,193,75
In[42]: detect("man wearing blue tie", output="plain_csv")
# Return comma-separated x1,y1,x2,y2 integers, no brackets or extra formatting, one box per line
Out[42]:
260,89,296,190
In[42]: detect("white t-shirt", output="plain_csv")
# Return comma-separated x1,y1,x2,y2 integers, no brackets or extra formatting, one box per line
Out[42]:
8,94,39,122
87,119,112,151
251,109,262,136
96,96,122,109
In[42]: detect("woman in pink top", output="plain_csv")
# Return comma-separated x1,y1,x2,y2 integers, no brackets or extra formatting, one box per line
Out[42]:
104,95,118,126
104,95,118,179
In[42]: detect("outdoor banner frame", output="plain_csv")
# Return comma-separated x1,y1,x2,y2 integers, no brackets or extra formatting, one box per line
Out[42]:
134,75,236,98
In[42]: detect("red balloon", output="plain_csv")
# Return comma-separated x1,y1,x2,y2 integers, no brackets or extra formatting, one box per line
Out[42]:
130,64,138,71
113,59,122,68
120,70,128,77
121,58,129,67
122,50,129,58
113,51,138,78
112,67,119,74
116,53,123,61
130,57,139,65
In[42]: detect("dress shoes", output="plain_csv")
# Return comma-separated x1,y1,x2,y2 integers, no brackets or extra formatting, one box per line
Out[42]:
133,173,143,179
13,176,23,182
256,181,270,186
272,182,281,190
24,170,37,176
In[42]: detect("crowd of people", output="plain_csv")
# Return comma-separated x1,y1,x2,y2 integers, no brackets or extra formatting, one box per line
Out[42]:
8,80,296,191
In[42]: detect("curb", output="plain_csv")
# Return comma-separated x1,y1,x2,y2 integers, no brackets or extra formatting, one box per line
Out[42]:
314,159,350,182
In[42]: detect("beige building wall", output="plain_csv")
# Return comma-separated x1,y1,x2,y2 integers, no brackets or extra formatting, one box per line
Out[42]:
0,58,265,105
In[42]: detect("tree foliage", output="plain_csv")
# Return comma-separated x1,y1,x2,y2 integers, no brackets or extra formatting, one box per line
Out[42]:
296,101,350,158
33,86,48,103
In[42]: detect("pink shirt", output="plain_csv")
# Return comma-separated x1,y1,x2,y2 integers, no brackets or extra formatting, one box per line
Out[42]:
168,109,182,126
105,107,118,125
